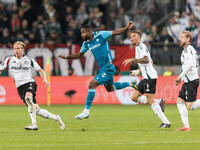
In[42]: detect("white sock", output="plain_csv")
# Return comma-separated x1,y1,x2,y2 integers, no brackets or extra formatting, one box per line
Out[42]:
154,99,161,103
36,109,57,120
191,99,200,110
26,97,37,125
137,96,147,104
84,109,89,113
177,101,189,128
151,102,170,124
28,107,37,125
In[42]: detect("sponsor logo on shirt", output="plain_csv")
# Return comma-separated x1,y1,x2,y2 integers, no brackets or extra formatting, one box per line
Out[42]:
11,66,29,70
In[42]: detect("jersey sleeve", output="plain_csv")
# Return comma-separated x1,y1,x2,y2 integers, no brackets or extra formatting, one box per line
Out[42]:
100,31,113,40
80,42,88,53
0,57,10,71
30,58,41,71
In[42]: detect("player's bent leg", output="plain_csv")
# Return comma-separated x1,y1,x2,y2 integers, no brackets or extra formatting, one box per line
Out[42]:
104,84,114,92
190,100,200,110
113,82,130,90
75,79,99,120
147,94,171,128
24,92,38,130
36,107,66,130
131,90,142,103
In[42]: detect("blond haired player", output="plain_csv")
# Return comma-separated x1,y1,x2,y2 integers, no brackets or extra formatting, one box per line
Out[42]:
0,41,65,130
123,30,171,128
175,31,200,131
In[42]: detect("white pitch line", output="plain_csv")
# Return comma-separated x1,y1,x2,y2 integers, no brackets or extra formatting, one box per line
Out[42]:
2,141,200,147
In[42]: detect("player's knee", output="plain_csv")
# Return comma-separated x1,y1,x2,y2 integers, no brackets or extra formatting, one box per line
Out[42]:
88,81,97,89
25,96,34,107
131,95,138,102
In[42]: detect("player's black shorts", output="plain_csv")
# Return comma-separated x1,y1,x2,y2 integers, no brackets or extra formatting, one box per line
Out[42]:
17,82,37,105
138,79,157,94
178,79,199,102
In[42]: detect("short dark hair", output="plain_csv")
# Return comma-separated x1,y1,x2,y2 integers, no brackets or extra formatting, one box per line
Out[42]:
81,24,92,30
131,30,142,37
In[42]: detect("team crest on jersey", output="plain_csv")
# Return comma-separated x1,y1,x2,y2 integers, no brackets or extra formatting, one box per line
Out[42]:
96,38,99,42
24,60,29,65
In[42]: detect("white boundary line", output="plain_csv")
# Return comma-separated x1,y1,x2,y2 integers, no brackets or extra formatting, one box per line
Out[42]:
2,141,200,147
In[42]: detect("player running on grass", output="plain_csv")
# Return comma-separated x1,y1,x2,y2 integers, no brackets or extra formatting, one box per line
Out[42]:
174,31,200,131
57,21,140,120
122,30,171,128
0,41,65,130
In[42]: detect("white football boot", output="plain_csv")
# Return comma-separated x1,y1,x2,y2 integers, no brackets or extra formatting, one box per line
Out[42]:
56,115,66,130
74,111,89,120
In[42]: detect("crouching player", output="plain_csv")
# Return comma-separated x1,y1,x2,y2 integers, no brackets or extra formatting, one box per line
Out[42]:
0,41,65,130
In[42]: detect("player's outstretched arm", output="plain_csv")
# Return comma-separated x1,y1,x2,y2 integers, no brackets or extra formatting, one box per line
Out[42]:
112,21,134,36
122,56,149,66
38,68,50,87
57,52,85,59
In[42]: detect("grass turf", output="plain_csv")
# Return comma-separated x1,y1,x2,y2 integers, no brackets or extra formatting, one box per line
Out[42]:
0,105,200,150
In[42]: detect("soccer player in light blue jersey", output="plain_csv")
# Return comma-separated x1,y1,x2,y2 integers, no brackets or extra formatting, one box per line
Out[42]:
57,21,137,119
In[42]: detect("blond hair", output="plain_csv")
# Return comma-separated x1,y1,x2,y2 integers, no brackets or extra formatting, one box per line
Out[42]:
182,31,193,43
14,41,26,49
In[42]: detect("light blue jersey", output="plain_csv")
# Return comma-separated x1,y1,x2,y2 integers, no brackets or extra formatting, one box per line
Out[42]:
80,31,113,72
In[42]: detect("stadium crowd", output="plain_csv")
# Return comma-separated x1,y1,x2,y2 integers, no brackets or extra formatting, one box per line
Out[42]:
0,0,200,56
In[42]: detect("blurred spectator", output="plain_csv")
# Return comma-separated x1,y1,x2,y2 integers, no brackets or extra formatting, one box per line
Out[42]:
193,20,200,52
193,0,200,20
143,20,152,35
167,17,184,43
133,7,150,30
10,13,21,34
83,11,98,29
20,0,36,27
14,31,28,44
76,3,88,27
0,28,13,46
158,27,174,65
0,2,9,33
121,30,132,45
36,14,47,42
46,29,62,45
21,19,31,39
163,66,174,76
177,11,190,29
11,4,18,14
27,32,40,44
186,19,196,32
186,0,197,14
1,0,16,11
46,16,62,35
46,4,59,21
148,3,161,24
65,29,76,45
68,67,76,76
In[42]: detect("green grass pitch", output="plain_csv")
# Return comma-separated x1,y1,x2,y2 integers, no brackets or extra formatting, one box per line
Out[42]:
0,105,200,150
